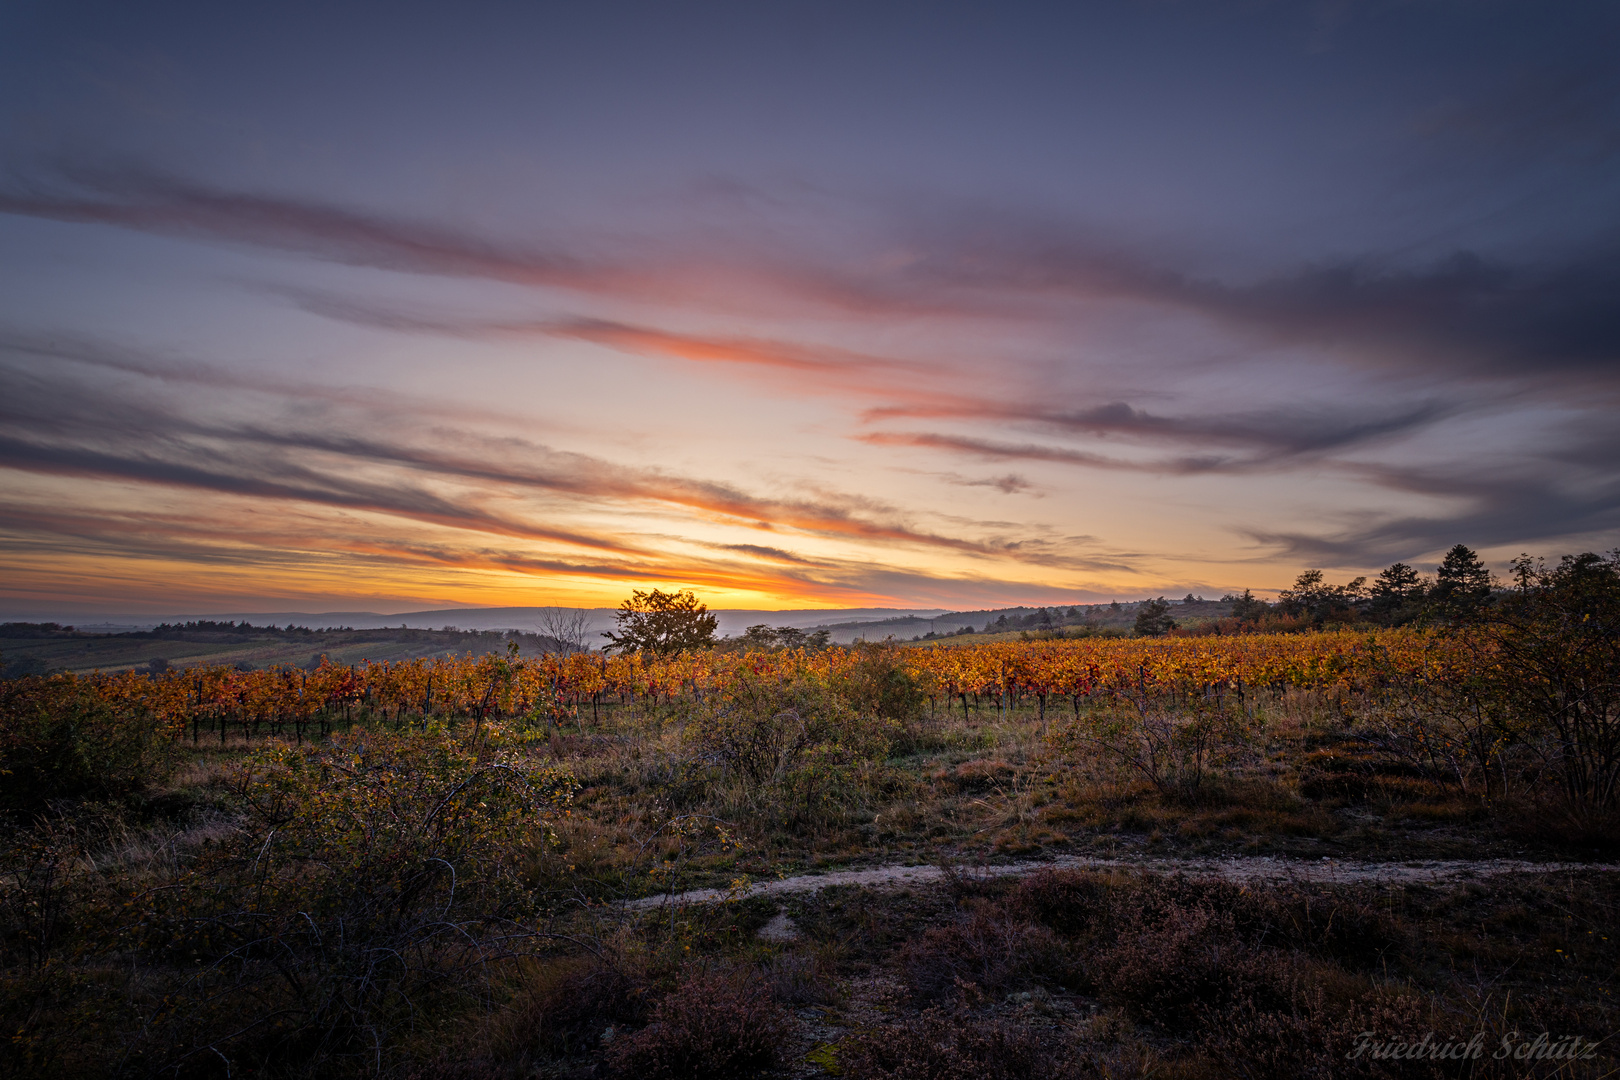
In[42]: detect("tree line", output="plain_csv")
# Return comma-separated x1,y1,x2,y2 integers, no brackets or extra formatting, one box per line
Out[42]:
1134,543,1590,636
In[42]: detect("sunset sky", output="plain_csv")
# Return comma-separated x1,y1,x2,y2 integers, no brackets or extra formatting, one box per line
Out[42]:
2,1,1618,617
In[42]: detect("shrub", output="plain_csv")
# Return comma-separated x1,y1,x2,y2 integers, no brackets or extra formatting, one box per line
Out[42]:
1006,868,1112,937
126,730,577,1074
839,642,927,724
682,671,894,826
0,676,174,815
1048,684,1248,797
839,1009,1088,1080
1364,550,1620,820
1252,884,1405,967
1069,875,1440,1073
605,971,792,1079
1490,552,1620,814
762,947,842,1006
514,955,651,1055
1209,988,1440,1080
684,673,878,784
897,910,1066,1005
1092,897,1267,1027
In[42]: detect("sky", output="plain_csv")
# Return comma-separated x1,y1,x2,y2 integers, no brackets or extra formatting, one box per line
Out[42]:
1,0,1618,617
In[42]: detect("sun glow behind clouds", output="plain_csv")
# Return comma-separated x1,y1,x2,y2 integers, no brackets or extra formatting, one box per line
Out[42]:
0,331,1159,613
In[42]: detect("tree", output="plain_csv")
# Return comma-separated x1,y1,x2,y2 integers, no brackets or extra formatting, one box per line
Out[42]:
601,588,718,656
1367,562,1429,625
1275,569,1366,625
536,607,592,655
738,624,780,650
772,625,829,650
1488,551,1620,814
728,625,830,652
1222,589,1271,622
1133,597,1177,637
1430,544,1493,623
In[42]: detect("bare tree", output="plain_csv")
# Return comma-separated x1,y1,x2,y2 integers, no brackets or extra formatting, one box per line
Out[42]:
535,607,592,655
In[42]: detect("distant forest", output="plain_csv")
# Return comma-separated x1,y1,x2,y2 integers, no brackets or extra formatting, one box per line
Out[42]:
1129,542,1507,638
894,543,1569,642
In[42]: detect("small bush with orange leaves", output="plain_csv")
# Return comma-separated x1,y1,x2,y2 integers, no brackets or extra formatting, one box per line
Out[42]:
0,674,175,814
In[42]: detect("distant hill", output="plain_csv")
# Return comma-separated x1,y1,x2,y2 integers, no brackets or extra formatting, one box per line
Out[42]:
1,597,1237,675
828,597,1234,643
43,606,951,636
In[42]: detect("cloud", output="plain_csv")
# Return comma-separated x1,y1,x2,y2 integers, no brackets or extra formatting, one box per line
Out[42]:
892,225,1620,387
704,542,828,565
0,329,527,427
864,431,1156,471
6,166,1616,600
543,317,929,378
0,491,1140,611
857,395,1448,472
945,473,1035,494
0,427,638,554
1245,460,1620,567
0,163,616,291
11,165,1618,391
0,336,1132,576
1211,247,1620,380
280,290,924,375
0,165,994,319
281,286,1460,471
275,289,968,415
758,198,1620,385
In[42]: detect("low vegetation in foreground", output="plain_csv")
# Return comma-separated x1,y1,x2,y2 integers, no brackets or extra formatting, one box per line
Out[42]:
2,554,1617,1077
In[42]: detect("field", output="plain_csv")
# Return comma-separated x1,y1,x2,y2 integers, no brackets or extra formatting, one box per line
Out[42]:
0,622,557,678
2,628,1616,1079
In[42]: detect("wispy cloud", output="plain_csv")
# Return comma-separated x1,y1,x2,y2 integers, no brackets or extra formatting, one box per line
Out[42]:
853,213,1620,386
857,394,1451,473
0,336,1138,589
279,286,1462,473
11,164,1619,400
889,399,1452,454
1246,459,1620,566
8,165,1620,389
1207,247,1620,380
943,472,1035,494
0,164,618,291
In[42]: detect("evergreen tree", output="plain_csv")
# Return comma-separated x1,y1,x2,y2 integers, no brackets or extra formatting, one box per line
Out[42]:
1430,544,1494,622
1368,562,1429,625
1223,589,1271,622
1133,597,1177,637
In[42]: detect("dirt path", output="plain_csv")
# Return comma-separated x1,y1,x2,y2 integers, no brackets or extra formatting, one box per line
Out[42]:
626,855,1619,909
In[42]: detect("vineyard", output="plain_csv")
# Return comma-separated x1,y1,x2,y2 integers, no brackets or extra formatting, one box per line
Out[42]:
5,628,1487,738
8,624,1605,815
3,610,1617,1078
